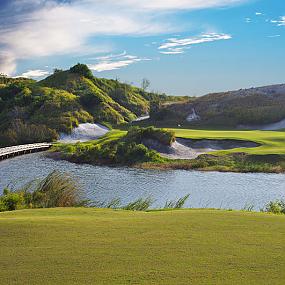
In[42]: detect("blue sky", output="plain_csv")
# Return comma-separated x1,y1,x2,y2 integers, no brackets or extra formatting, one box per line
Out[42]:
0,0,284,95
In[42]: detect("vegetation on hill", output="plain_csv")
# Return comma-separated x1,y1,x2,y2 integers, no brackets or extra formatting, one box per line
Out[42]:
0,79,93,146
150,85,285,128
0,64,185,147
51,128,285,173
51,127,174,165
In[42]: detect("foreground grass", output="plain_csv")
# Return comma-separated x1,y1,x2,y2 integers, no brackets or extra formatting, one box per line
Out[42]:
1,208,285,284
172,128,285,155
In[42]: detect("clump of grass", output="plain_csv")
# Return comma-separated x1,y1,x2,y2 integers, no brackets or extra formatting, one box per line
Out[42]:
164,194,190,209
30,171,86,208
93,198,122,209
122,197,153,211
1,171,87,212
242,203,254,212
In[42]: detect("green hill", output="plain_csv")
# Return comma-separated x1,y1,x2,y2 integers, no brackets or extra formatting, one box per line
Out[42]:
150,84,285,128
0,64,171,147
39,64,151,124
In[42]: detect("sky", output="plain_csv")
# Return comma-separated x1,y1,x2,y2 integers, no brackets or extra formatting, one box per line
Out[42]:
0,0,284,96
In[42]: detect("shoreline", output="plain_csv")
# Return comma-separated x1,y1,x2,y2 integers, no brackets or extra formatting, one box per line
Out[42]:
46,151,285,174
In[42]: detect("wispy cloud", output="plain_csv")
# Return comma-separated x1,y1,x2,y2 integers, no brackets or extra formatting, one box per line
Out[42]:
88,52,151,72
159,33,232,54
268,35,281,38
0,0,248,75
255,12,263,16
271,16,285,26
101,0,247,11
19,69,50,78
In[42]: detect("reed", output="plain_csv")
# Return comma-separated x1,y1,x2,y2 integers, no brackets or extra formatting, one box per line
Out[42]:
164,194,190,209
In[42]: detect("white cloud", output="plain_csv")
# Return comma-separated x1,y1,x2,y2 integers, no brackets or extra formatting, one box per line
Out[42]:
271,16,285,26
245,17,252,23
0,0,248,74
19,69,50,78
99,0,247,11
88,52,151,72
268,35,281,38
0,52,16,75
159,33,232,54
255,12,263,16
160,48,185,55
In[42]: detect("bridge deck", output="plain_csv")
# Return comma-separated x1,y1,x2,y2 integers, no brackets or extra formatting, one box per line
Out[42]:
0,143,52,160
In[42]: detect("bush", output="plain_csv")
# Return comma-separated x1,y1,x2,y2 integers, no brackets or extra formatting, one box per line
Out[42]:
125,126,175,146
0,189,23,211
70,64,93,79
263,200,285,214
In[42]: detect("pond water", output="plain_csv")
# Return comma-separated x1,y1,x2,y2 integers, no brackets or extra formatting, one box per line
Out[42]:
0,152,284,210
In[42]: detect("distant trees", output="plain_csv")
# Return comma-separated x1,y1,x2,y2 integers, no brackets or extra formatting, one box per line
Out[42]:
53,68,63,74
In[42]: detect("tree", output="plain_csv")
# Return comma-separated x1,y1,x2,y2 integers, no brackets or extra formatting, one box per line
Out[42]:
70,63,93,79
141,78,150,91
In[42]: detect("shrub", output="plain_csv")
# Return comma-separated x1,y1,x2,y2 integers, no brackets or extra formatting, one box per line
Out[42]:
0,189,24,211
125,126,175,146
263,200,285,214
70,64,93,79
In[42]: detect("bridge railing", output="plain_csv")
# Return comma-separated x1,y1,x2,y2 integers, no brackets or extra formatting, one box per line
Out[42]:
0,143,52,157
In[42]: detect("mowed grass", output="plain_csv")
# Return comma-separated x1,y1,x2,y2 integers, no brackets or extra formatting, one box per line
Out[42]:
1,208,285,285
171,128,285,155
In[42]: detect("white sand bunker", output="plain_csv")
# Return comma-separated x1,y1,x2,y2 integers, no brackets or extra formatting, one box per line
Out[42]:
144,138,259,160
59,123,109,143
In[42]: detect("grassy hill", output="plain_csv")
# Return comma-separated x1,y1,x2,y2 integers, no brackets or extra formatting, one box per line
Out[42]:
0,64,183,147
39,64,150,124
0,208,284,285
150,84,285,128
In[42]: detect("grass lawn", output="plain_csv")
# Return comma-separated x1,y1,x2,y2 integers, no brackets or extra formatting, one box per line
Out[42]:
1,208,285,285
171,128,285,155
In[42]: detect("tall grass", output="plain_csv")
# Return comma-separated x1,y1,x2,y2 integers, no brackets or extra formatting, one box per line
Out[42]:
164,194,190,209
122,197,153,211
1,171,87,212
30,171,86,208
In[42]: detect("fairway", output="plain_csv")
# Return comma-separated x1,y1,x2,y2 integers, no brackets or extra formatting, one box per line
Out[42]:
1,208,285,285
171,128,285,155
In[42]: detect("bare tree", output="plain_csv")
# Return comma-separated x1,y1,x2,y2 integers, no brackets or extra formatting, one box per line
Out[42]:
141,78,150,91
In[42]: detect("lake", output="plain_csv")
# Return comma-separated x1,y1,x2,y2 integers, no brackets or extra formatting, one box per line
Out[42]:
0,152,284,210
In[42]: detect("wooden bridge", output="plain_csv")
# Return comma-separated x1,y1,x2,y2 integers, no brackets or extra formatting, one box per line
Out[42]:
0,143,52,160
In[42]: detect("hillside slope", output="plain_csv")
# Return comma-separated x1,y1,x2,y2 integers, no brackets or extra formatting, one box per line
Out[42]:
39,64,151,124
151,84,285,128
0,64,163,146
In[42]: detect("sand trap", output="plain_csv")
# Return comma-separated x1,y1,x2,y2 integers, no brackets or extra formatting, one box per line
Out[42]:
59,123,109,143
144,138,259,160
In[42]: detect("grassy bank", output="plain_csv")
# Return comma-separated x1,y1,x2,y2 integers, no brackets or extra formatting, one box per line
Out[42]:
0,208,284,285
51,127,285,173
172,128,285,155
